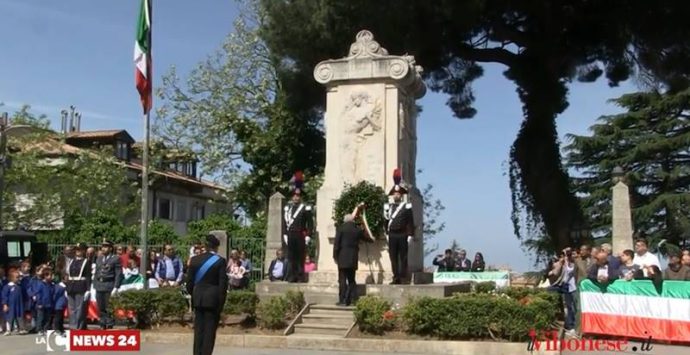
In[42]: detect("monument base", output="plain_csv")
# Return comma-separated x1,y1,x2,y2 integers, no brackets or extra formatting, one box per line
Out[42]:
307,270,433,285
255,280,471,306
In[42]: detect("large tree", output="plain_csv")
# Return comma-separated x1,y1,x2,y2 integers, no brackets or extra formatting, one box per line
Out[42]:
258,0,690,254
566,90,690,250
155,0,324,215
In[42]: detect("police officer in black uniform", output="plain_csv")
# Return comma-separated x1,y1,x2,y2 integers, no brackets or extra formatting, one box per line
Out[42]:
383,169,415,284
93,239,122,330
65,243,92,330
186,234,228,355
282,171,314,283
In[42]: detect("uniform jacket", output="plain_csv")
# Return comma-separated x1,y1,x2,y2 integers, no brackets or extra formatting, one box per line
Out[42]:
282,203,314,237
383,202,415,235
35,280,54,309
53,282,68,310
333,221,369,270
185,252,229,311
66,258,92,295
93,253,122,292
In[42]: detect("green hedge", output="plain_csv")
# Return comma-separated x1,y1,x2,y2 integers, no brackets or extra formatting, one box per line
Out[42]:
224,291,259,317
353,295,396,335
110,288,187,328
498,287,561,310
354,289,558,341
401,294,556,341
110,288,303,330
475,281,496,294
256,296,289,329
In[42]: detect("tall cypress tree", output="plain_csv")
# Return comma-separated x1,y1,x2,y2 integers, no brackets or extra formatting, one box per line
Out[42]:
565,90,690,249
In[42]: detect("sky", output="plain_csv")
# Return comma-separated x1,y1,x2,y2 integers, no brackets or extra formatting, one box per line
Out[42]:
0,0,640,272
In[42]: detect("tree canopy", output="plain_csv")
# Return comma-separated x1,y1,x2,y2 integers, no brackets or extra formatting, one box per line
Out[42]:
566,90,690,250
258,0,690,255
155,0,324,216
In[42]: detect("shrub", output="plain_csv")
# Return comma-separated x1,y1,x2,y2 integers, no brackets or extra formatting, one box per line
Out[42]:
353,295,395,335
224,291,259,317
475,281,496,293
156,288,188,323
499,287,560,309
256,296,289,329
401,293,557,341
284,290,305,317
109,288,187,328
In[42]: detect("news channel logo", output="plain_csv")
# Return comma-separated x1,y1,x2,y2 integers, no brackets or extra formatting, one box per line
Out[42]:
35,330,71,352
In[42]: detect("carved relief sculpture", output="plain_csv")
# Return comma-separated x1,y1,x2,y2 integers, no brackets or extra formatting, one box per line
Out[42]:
340,91,383,183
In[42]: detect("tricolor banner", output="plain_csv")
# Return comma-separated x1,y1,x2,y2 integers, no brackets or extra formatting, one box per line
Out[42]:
433,271,510,288
134,0,152,114
580,279,690,342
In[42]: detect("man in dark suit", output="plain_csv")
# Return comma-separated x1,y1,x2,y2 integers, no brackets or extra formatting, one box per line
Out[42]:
93,239,122,330
267,249,287,282
185,235,229,355
333,213,370,306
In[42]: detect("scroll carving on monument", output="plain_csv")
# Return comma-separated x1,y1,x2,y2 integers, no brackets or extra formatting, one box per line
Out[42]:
340,91,383,182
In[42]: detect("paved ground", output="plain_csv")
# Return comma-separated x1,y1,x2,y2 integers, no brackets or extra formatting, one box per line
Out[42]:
559,341,688,355
0,333,426,355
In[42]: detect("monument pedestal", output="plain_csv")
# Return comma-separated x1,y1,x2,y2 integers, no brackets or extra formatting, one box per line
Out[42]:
312,30,427,279
256,280,468,307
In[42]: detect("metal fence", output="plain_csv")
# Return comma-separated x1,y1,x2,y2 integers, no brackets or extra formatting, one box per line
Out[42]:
46,238,266,282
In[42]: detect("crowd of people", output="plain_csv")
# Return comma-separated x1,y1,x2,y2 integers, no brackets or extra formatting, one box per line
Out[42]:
543,238,690,338
0,239,256,336
431,248,486,272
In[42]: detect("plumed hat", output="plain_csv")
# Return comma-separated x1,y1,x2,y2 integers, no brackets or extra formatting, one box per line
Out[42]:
388,168,408,195
290,171,304,196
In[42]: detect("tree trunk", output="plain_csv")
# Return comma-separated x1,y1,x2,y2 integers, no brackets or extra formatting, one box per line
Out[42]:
511,72,585,252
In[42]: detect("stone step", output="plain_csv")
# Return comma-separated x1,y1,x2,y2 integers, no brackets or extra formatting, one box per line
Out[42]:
302,314,354,326
304,312,354,319
311,304,356,311
293,323,350,337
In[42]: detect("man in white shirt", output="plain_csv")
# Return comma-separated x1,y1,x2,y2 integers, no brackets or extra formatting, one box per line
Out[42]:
632,238,661,272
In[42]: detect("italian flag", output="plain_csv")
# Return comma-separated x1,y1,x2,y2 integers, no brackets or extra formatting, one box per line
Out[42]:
134,0,152,114
580,279,690,342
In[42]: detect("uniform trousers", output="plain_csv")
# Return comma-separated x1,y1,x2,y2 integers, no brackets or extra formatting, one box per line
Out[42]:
388,233,408,283
96,291,113,328
287,231,305,282
193,307,220,355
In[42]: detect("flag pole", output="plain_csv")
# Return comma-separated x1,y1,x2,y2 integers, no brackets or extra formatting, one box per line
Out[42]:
138,0,152,290
140,110,150,290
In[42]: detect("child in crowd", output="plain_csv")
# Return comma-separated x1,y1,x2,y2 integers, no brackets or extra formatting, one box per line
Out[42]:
2,270,25,335
227,258,246,290
53,273,67,335
304,255,316,273
35,269,54,336
19,261,41,333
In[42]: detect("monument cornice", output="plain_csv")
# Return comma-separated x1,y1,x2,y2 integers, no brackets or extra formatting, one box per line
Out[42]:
313,30,426,99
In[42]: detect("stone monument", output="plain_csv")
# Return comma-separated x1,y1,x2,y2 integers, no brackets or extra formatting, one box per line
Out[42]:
264,192,286,270
611,166,634,255
311,30,426,284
